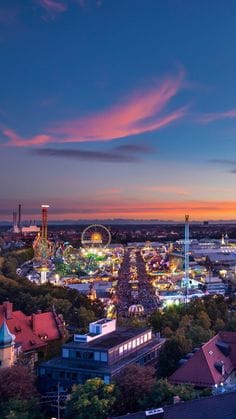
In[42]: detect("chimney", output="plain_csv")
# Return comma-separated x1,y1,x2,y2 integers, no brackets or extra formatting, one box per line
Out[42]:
3,301,13,320
173,396,181,404
32,313,37,332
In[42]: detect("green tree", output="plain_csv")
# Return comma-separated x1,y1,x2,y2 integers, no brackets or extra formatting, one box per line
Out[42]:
65,378,115,419
150,310,164,332
157,335,192,378
162,326,173,338
226,313,236,331
114,364,155,414
213,318,225,333
187,299,205,317
139,379,196,410
177,314,193,334
0,398,44,419
186,325,213,347
139,378,174,408
196,311,211,330
77,306,96,330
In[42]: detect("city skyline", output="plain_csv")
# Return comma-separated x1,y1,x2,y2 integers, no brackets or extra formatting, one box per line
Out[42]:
1,0,236,221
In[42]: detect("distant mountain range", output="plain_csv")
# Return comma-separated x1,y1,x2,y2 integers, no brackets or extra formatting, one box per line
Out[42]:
1,218,236,226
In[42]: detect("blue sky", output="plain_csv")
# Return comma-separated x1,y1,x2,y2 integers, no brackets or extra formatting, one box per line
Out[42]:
1,0,236,220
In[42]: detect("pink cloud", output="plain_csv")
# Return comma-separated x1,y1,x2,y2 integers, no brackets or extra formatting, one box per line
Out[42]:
96,188,122,196
51,71,187,143
200,109,236,123
37,0,67,18
2,71,188,147
2,129,52,147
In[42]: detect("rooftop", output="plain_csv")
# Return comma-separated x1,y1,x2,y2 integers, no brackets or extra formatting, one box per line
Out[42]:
39,337,164,375
0,301,65,352
110,390,236,419
66,327,150,351
170,332,236,387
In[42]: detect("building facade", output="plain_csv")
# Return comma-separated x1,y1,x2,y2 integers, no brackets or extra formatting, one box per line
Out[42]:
39,318,164,391
0,301,66,368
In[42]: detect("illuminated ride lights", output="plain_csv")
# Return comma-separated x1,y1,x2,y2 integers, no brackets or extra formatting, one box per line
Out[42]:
81,224,111,248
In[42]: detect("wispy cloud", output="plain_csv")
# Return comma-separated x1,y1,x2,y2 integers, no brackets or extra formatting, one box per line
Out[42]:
96,188,122,196
209,158,236,173
51,71,187,143
200,109,236,123
30,143,151,163
141,185,189,196
37,0,103,18
1,71,188,147
37,0,67,19
2,128,52,147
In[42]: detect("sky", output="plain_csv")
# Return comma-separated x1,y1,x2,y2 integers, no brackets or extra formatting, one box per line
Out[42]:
1,0,236,221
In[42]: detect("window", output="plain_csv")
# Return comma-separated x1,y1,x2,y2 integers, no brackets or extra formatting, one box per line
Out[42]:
132,340,136,349
148,331,152,340
101,352,108,362
62,348,69,358
14,326,21,333
119,346,123,355
128,341,132,350
94,351,100,361
144,334,147,342
76,351,82,359
140,336,144,344
124,344,128,351
83,352,94,360
137,338,140,346
104,375,110,384
40,367,45,376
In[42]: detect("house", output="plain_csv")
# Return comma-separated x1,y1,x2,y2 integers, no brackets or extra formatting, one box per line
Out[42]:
0,301,66,367
170,331,236,388
38,318,164,391
110,390,236,419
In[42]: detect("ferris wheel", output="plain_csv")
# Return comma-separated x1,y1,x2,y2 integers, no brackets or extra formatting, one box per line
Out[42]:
81,224,111,248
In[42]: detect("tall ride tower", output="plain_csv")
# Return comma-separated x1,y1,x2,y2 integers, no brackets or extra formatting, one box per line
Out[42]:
33,205,52,283
41,205,49,240
184,214,190,293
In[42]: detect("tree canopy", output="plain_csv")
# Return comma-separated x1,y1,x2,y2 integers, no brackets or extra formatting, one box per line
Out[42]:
65,378,116,419
0,366,38,403
114,364,156,414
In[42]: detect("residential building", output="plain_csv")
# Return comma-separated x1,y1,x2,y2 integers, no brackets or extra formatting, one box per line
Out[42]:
170,331,236,388
0,301,66,367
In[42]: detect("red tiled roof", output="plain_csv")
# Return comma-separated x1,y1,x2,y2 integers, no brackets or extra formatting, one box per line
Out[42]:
0,302,63,352
170,333,236,387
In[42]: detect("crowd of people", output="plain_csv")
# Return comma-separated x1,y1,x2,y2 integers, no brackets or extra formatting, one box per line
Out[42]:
116,247,159,317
